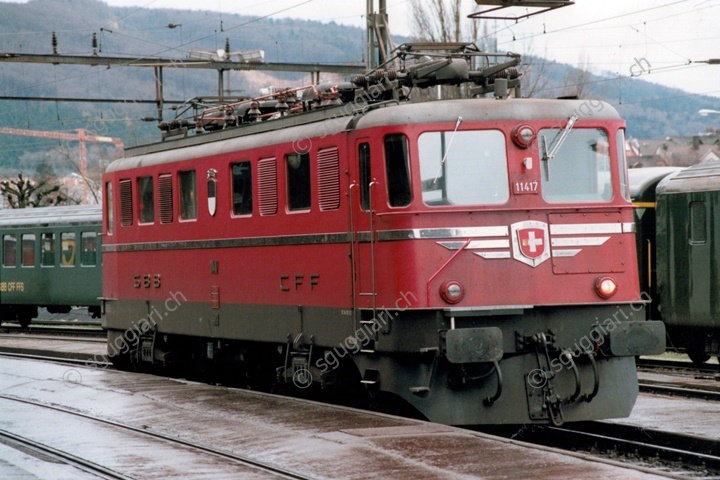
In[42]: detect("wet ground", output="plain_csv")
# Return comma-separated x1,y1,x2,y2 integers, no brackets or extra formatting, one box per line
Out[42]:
608,370,720,440
0,349,670,479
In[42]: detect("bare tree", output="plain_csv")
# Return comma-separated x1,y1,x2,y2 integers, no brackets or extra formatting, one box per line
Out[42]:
409,0,487,100
410,0,474,43
562,55,593,99
520,40,552,99
60,147,101,204
0,173,77,208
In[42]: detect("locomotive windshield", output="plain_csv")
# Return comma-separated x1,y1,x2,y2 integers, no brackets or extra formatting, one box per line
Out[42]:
419,130,509,206
540,128,612,203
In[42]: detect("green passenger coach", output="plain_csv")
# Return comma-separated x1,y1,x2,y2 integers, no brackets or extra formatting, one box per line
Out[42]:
0,205,102,327
655,163,720,363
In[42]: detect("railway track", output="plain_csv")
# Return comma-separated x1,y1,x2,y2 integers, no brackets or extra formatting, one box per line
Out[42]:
0,429,133,480
637,357,720,401
639,382,720,402
0,349,111,370
0,320,104,337
638,358,720,374
481,421,720,479
0,393,319,480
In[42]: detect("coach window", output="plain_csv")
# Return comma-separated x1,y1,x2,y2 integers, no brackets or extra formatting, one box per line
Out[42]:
232,162,253,215
138,176,155,223
179,170,197,220
540,128,613,203
2,235,16,267
41,233,55,267
21,234,35,267
286,152,311,211
419,130,509,206
61,232,76,267
359,143,371,211
81,232,97,266
690,202,707,244
384,134,412,207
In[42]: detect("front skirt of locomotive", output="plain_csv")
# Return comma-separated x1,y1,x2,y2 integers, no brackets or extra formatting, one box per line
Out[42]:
353,303,665,425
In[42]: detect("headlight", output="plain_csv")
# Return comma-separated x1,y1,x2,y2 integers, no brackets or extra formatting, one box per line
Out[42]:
440,280,465,304
595,276,618,299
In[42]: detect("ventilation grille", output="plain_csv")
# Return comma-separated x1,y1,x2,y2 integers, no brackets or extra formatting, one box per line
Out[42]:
159,174,173,224
258,158,278,216
119,179,133,227
317,147,340,211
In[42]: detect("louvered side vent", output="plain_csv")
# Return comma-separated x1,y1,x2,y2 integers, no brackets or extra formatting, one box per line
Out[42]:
119,179,133,226
159,174,173,224
317,147,340,211
257,158,278,216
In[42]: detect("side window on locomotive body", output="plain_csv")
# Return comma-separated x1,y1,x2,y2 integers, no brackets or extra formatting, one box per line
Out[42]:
231,162,253,216
384,134,412,207
358,142,371,211
286,152,311,211
138,176,155,224
179,170,198,220
617,129,631,201
105,182,114,235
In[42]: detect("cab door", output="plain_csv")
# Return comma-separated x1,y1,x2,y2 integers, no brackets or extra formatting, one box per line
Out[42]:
350,139,377,313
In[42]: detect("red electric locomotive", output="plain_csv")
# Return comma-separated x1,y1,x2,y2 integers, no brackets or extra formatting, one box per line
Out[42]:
101,44,664,425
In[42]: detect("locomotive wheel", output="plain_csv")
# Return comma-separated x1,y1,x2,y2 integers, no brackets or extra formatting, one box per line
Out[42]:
18,316,31,329
687,349,710,364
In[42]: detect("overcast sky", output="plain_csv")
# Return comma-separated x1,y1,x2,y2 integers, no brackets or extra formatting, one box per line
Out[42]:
5,0,720,100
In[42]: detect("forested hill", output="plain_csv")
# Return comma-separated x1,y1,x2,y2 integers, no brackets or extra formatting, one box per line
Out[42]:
0,0,718,174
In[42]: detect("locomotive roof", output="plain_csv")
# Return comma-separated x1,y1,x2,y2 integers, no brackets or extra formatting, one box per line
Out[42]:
656,162,720,195
0,205,101,228
628,166,685,199
110,98,621,172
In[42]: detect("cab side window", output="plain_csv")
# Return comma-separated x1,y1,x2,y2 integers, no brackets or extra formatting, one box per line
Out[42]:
384,134,412,207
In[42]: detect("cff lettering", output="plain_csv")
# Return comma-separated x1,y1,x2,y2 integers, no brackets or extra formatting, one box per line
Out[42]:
280,273,320,291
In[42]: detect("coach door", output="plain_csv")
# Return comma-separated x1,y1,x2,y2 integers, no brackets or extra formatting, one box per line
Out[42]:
350,139,378,318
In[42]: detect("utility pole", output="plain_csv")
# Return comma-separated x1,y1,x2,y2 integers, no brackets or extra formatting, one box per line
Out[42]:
366,0,395,69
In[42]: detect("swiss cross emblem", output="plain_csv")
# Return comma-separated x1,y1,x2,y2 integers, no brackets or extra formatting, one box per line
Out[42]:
511,220,550,267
